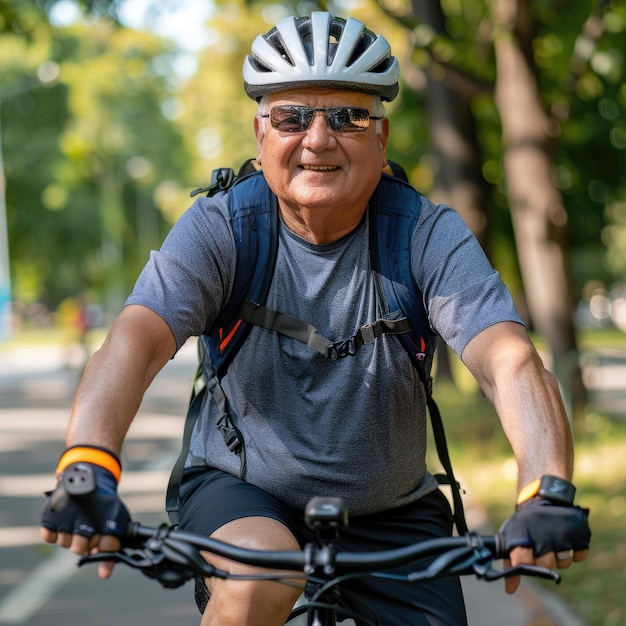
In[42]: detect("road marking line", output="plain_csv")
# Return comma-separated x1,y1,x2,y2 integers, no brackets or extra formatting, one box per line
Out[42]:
0,548,77,624
0,411,185,436
0,435,179,621
0,526,42,548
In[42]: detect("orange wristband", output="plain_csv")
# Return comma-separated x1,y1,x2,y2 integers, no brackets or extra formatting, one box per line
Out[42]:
57,446,122,483
516,478,541,506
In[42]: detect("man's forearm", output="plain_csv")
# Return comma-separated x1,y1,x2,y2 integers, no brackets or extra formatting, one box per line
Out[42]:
463,322,574,489
492,360,574,488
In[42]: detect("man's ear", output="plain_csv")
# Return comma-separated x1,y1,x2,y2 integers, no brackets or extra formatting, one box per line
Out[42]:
380,117,390,157
254,116,265,164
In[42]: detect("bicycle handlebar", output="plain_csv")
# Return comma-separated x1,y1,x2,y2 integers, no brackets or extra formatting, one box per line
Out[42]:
51,466,561,595
127,521,495,570
77,520,561,590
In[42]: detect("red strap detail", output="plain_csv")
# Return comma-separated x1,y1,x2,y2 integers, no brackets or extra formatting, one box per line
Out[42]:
219,319,243,353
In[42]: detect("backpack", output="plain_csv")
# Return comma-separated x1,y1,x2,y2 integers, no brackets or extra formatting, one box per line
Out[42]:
165,161,467,534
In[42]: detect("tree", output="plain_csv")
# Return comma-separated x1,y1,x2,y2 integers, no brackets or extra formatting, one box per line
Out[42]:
491,0,587,418
1,5,192,314
371,0,626,420
387,0,493,249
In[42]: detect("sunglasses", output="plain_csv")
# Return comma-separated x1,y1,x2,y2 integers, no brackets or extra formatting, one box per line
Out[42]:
261,106,384,134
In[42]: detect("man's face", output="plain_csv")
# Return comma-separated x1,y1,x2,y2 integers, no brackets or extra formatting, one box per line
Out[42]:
254,88,389,218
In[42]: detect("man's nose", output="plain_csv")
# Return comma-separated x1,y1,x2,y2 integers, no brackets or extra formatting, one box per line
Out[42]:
302,111,337,149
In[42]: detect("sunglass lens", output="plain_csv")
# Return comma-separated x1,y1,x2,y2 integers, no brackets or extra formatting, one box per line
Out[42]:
270,107,310,132
329,108,370,132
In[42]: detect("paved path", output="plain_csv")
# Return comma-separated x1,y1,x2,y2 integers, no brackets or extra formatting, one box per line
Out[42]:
0,338,596,625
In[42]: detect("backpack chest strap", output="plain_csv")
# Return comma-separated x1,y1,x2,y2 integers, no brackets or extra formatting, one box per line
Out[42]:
238,299,411,361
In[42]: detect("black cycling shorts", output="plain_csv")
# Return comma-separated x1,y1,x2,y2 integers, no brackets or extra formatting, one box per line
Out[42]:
177,467,467,626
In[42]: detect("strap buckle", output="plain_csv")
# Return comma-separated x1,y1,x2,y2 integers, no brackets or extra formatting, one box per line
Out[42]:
326,337,357,361
190,167,236,198
217,414,243,453
221,427,243,453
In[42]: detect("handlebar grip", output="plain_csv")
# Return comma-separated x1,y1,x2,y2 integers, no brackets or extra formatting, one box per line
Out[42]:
493,532,506,560
121,522,175,548
122,521,144,547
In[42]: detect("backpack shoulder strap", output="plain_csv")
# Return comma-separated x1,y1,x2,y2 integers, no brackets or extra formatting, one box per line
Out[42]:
369,175,435,375
166,170,277,525
370,175,468,535
206,171,279,377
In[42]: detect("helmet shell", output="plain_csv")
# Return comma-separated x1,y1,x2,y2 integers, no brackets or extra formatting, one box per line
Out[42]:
243,12,400,102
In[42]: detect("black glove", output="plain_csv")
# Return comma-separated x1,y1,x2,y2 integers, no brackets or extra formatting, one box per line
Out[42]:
499,499,591,558
40,446,130,541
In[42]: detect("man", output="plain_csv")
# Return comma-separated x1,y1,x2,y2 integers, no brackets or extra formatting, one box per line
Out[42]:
41,12,590,626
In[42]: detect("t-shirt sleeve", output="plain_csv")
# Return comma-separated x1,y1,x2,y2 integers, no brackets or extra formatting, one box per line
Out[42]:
412,198,525,359
124,195,236,351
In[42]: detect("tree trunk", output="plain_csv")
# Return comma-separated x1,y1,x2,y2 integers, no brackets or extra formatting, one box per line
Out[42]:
491,0,587,423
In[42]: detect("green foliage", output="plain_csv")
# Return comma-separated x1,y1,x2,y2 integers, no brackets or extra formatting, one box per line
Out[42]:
174,1,264,185
1,5,192,314
536,1,626,292
373,0,626,298
1,0,625,321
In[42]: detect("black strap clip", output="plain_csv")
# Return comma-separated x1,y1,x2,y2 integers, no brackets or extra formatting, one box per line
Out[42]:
326,336,358,361
218,414,243,454
190,167,236,198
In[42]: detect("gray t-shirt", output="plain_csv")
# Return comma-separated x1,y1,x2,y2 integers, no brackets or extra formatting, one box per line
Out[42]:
126,181,523,515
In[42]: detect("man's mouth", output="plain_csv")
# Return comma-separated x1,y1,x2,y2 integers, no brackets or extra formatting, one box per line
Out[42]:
301,165,339,171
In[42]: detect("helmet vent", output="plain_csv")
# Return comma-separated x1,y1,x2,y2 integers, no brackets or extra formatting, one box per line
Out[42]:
264,31,295,67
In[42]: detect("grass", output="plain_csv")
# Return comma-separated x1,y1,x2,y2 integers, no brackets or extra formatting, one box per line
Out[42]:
430,331,626,626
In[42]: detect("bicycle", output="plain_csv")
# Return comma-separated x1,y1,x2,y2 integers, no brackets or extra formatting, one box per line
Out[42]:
56,465,561,626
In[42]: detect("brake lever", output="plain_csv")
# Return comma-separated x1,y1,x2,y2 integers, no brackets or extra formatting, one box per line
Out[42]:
474,561,561,584
78,548,198,589
78,549,157,570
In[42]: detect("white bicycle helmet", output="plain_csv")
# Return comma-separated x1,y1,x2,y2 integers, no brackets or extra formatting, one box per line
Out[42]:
243,12,400,102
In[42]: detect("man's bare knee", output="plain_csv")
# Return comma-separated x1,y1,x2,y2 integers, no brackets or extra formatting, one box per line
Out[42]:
200,517,302,626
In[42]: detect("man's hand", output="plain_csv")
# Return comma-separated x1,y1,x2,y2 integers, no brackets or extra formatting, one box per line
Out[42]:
40,447,130,579
499,500,591,593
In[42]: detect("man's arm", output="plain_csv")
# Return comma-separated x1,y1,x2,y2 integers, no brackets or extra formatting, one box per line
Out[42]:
65,304,177,453
462,321,573,485
40,304,177,575
462,321,586,591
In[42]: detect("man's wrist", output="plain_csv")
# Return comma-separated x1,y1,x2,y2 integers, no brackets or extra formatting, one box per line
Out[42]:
57,445,122,483
516,475,576,509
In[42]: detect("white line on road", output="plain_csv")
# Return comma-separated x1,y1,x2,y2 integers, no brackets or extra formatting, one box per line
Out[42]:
0,447,179,623
0,548,78,624
0,411,185,437
0,526,42,548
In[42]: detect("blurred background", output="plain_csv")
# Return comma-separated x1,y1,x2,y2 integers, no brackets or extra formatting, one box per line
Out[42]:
0,0,625,625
